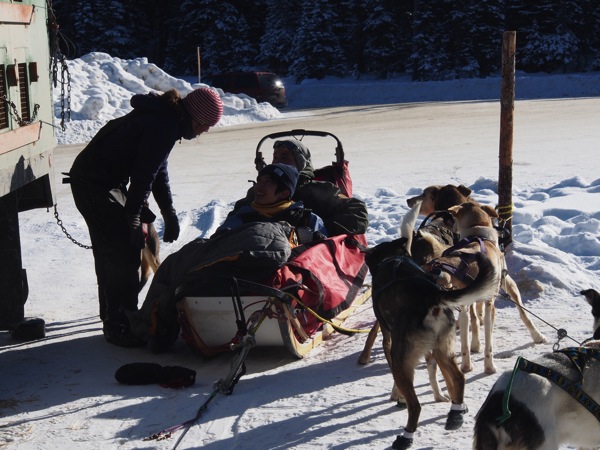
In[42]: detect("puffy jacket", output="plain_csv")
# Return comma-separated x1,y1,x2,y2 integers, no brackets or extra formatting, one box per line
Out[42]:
230,169,369,236
70,93,189,216
215,201,328,237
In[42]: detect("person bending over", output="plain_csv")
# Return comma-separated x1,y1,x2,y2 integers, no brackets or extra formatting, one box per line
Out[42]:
67,87,223,347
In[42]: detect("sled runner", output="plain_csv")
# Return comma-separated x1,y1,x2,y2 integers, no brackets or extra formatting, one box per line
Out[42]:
175,130,371,358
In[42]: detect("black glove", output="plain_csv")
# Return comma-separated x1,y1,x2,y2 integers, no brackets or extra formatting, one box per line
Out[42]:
126,213,145,249
162,208,180,243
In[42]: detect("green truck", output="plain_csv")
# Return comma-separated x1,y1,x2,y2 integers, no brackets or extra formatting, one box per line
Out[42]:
1,1,57,337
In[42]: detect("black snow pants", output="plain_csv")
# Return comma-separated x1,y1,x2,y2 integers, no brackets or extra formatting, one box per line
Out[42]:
70,179,141,323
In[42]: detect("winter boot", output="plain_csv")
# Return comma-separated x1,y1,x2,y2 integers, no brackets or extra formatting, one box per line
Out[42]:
103,318,147,348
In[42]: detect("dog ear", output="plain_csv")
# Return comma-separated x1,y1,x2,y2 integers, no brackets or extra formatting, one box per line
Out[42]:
457,185,472,197
447,205,460,217
481,205,499,218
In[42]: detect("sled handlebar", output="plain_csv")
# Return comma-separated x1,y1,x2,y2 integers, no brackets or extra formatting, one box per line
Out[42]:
255,129,345,171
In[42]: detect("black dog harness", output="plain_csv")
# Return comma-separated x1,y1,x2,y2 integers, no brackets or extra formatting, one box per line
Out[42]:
426,236,489,284
497,345,600,424
417,210,458,247
372,255,437,299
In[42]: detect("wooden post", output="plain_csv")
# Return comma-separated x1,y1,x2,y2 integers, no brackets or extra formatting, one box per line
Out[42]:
498,31,516,246
197,47,201,83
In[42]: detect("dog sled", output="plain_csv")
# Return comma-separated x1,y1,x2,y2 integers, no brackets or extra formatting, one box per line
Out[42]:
175,130,371,359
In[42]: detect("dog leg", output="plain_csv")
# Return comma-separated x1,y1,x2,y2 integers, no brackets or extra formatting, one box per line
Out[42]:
426,351,450,402
458,306,473,373
483,300,497,374
390,354,421,450
382,328,406,405
470,303,482,353
432,329,467,431
358,321,380,365
504,274,547,344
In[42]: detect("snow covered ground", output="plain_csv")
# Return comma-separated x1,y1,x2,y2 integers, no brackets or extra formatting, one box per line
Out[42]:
1,53,599,449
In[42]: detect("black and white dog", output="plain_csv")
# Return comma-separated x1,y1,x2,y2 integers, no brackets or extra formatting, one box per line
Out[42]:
473,288,600,449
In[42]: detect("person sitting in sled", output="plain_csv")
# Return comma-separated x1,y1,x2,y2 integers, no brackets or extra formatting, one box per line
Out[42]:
228,138,369,236
128,163,327,351
213,163,327,239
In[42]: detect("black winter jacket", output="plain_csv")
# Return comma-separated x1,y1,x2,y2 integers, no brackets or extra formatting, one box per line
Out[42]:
70,93,190,216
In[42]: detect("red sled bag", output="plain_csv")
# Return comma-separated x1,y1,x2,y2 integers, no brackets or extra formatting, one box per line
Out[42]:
268,233,368,336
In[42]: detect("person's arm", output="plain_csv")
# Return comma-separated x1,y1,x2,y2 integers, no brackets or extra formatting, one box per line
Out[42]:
296,182,369,235
126,114,179,216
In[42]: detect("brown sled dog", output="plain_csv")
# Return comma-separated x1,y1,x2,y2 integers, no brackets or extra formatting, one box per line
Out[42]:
359,185,471,350
140,217,161,291
441,202,546,374
358,184,472,369
364,233,499,450
473,289,600,450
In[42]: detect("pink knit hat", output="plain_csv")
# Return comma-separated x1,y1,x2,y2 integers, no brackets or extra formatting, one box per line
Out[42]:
182,88,223,126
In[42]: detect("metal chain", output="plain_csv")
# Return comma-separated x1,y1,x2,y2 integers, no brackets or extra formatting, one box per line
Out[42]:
53,205,92,249
47,0,71,131
1,94,40,126
60,57,71,130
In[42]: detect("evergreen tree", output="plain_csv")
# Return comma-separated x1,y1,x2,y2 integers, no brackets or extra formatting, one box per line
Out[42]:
46,1,598,81
165,0,255,76
139,0,183,68
232,0,268,67
362,0,407,78
289,0,347,82
410,0,453,80
470,0,504,77
67,1,140,58
260,0,302,75
334,0,365,78
290,0,345,82
580,0,600,69
519,0,581,72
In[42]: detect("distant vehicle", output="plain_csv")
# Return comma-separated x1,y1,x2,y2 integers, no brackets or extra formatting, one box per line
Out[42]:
210,71,287,108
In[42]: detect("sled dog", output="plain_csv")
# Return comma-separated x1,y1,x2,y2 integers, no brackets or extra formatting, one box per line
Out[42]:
473,289,600,450
582,288,600,339
364,232,499,450
438,201,546,374
359,184,471,366
140,222,160,291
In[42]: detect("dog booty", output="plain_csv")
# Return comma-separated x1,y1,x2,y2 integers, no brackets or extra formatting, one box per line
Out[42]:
115,363,196,388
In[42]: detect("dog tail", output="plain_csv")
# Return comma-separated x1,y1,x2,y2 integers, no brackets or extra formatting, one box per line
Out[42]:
439,252,499,306
399,199,422,253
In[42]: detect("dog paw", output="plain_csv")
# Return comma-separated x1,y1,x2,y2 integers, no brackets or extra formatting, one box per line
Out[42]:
445,407,468,430
533,333,547,344
484,364,497,374
460,364,473,373
433,393,451,402
357,355,370,365
392,435,413,449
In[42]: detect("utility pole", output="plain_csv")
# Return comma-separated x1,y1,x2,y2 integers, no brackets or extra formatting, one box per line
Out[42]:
498,31,516,247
